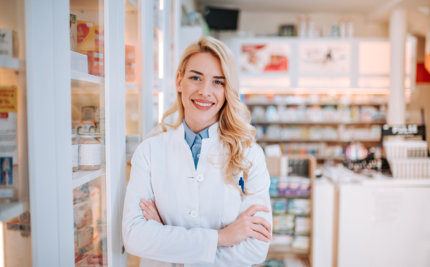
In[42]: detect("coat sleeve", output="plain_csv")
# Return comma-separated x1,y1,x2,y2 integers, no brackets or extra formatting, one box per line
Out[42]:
122,141,218,264
216,144,273,265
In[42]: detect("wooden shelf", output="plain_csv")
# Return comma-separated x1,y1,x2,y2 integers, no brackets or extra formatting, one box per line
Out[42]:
258,139,380,143
316,156,345,161
0,202,25,222
270,195,310,199
268,244,310,258
72,169,105,189
71,70,104,84
252,121,386,126
126,83,139,93
0,55,21,70
246,102,387,107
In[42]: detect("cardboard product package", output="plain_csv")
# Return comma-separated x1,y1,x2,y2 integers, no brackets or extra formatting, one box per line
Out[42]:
0,29,18,57
125,45,136,82
70,14,78,52
87,51,104,77
95,26,104,51
77,20,96,54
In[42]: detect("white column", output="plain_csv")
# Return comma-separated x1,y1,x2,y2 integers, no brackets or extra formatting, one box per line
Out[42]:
388,8,407,125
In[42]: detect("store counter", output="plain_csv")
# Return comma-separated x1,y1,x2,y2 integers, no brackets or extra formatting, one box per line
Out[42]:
321,166,430,267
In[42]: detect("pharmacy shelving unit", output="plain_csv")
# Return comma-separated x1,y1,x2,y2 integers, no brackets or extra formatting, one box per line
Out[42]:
25,0,126,265
0,0,31,265
244,90,389,163
265,155,316,265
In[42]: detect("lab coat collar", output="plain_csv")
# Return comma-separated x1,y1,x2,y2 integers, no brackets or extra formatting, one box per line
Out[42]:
173,121,219,144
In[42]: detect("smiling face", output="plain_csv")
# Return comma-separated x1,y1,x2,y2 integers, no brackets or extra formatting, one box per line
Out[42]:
177,52,226,133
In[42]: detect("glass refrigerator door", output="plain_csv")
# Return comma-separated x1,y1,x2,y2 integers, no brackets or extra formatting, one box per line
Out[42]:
0,0,31,265
125,0,141,164
70,0,108,265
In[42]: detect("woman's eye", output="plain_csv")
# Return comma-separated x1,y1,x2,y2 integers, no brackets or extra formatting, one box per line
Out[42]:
189,76,200,81
214,80,225,86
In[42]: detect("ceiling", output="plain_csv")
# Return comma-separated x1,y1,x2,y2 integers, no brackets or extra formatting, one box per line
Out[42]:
197,0,429,14
196,0,430,36
198,0,390,13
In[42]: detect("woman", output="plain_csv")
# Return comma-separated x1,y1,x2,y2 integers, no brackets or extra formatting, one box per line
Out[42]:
122,36,272,266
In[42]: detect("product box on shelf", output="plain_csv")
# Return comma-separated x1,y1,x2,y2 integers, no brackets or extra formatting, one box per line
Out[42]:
0,29,17,57
81,106,98,122
87,51,104,77
94,26,104,51
70,14,77,52
77,20,96,54
125,45,136,82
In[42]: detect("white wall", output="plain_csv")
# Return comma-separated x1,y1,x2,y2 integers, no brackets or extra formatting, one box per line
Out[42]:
237,11,388,37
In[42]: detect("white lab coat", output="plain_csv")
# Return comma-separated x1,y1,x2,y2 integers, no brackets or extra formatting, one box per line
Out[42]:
122,122,272,267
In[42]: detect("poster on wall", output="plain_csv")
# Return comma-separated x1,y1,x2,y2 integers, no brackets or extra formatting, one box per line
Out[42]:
240,43,290,73
299,42,350,74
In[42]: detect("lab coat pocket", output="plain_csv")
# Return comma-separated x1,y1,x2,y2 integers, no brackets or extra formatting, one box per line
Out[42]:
221,184,242,227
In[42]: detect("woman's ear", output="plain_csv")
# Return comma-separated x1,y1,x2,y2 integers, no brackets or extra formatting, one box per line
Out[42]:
176,72,182,93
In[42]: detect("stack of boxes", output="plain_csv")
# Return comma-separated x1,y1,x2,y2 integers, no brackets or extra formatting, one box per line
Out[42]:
384,140,430,178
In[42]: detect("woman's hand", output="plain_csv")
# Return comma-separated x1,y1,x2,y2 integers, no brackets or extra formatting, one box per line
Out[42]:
217,204,272,247
139,199,164,225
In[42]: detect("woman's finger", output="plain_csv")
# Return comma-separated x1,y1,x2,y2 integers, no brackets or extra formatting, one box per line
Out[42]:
244,204,270,217
249,229,271,243
251,216,272,232
251,223,272,240
143,201,159,219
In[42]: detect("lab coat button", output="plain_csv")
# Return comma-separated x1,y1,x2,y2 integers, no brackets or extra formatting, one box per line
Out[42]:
196,174,204,182
190,210,198,217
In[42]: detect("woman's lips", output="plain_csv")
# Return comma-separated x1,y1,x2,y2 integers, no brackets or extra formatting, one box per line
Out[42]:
192,99,215,110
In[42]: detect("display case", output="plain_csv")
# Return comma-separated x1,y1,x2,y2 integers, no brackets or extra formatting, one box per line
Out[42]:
124,1,180,266
26,0,126,265
0,0,31,265
244,89,390,162
264,155,316,266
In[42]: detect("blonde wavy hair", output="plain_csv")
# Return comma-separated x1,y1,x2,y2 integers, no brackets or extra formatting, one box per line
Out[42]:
158,36,256,195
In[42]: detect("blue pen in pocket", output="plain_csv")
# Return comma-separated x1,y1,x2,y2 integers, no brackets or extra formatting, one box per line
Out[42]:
238,177,244,193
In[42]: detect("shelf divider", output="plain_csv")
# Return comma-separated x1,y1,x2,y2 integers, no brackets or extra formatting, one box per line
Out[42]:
72,169,105,188
0,55,21,70
0,202,25,222
71,70,104,84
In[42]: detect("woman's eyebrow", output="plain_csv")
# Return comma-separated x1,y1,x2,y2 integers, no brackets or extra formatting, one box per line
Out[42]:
189,70,203,75
189,69,225,79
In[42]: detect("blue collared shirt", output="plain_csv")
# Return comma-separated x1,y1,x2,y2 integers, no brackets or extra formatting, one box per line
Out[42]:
183,121,209,168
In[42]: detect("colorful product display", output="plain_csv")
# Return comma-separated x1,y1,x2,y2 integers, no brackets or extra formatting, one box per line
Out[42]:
273,214,295,234
73,183,106,263
256,124,381,142
269,176,311,197
77,20,96,53
287,199,311,215
70,14,77,51
125,45,136,82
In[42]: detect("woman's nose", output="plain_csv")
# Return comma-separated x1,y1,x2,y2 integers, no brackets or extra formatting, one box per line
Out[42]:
198,81,211,95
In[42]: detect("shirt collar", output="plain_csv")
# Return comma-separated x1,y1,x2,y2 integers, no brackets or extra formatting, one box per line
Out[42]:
183,120,210,147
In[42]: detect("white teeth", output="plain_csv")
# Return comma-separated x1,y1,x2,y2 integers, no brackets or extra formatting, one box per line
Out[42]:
194,101,212,107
